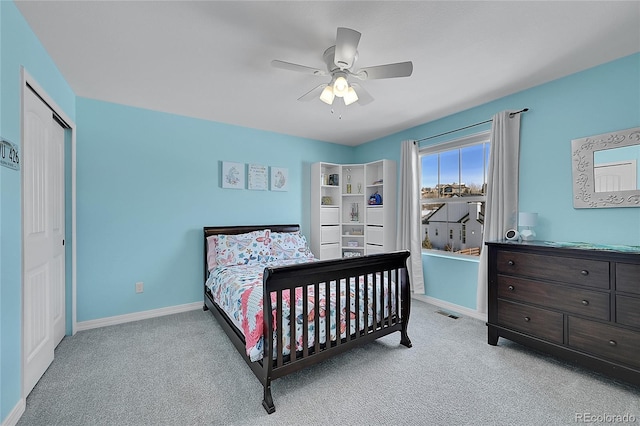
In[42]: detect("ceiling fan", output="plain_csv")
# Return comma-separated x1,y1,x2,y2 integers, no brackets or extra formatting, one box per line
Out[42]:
271,27,413,107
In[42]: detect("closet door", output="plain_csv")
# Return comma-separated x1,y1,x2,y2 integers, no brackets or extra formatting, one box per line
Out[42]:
23,86,66,396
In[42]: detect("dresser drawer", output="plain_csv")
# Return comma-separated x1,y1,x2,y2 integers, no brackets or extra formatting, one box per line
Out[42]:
496,250,609,289
366,226,384,245
319,243,340,260
497,300,564,344
616,263,640,295
320,207,340,225
365,244,384,255
616,295,640,329
497,275,610,321
366,207,384,226
568,317,640,369
320,225,340,243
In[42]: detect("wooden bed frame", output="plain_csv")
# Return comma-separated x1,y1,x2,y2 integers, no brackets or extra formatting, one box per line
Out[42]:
203,224,412,413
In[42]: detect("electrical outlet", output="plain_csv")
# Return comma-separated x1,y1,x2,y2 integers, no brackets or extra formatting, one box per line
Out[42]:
135,282,144,293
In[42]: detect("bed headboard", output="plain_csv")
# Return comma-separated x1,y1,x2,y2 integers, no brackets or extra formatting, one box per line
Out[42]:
204,224,299,238
203,224,300,280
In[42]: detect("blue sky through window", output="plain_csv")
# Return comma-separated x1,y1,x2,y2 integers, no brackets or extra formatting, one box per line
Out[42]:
421,143,489,197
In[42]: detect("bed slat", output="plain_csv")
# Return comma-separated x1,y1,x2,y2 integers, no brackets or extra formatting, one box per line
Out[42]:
394,268,399,325
314,282,320,355
345,275,351,342
355,274,361,338
302,284,309,358
325,280,331,350
335,280,341,347
364,273,369,336
289,289,296,362
277,291,283,367
372,272,378,331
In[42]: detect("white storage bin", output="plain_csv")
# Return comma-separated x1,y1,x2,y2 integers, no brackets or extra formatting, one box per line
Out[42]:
366,244,385,255
366,225,384,246
320,207,340,224
320,243,341,259
367,207,384,226
321,225,340,243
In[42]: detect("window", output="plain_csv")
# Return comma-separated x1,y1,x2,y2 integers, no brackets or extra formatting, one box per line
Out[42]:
420,131,490,256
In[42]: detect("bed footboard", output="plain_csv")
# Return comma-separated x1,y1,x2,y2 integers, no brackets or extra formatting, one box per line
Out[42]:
260,250,411,413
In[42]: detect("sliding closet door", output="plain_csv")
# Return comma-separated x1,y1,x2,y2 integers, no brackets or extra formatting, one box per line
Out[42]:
23,86,66,396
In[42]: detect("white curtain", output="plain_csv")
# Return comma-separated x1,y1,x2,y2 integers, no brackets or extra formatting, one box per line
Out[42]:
397,140,426,294
476,111,522,314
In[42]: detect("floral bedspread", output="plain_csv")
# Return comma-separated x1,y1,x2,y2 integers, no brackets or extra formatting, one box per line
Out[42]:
206,260,395,362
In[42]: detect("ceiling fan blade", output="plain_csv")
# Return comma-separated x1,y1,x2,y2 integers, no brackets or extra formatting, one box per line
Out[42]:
356,61,413,80
334,27,361,70
297,84,327,101
271,60,326,76
351,83,374,105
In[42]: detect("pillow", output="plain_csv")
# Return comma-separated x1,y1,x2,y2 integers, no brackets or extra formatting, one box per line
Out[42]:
206,235,218,271
271,231,315,260
215,229,273,266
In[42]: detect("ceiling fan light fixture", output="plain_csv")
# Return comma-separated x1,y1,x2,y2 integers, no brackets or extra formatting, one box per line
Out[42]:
319,85,335,104
343,86,359,106
333,75,349,97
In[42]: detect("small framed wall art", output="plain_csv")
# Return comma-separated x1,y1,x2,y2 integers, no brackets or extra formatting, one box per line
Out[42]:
221,161,245,189
270,167,289,191
248,163,268,190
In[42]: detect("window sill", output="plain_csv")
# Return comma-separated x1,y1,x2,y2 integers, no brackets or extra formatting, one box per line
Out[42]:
421,249,480,263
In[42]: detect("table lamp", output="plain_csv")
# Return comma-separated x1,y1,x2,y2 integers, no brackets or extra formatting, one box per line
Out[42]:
519,212,538,241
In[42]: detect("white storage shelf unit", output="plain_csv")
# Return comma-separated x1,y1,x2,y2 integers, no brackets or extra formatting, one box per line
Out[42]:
311,160,396,260
311,162,342,260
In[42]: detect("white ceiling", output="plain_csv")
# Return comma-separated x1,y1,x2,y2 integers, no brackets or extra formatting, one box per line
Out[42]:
15,1,640,146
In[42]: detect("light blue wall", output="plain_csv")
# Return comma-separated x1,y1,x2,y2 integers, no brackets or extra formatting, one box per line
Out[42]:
422,254,479,309
75,98,352,322
0,1,76,421
355,52,640,310
3,0,640,421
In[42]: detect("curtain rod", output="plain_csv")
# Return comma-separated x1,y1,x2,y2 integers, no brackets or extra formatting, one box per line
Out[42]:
416,108,529,143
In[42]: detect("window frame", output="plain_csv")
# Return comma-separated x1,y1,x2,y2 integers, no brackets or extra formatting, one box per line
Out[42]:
419,130,491,258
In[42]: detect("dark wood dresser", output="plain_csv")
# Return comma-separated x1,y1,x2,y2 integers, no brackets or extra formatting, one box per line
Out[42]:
486,241,640,385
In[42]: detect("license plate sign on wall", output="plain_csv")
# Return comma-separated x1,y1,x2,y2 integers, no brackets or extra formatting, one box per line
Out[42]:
0,138,20,171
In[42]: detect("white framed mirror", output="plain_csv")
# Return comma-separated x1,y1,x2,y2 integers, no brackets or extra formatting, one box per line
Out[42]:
572,126,640,208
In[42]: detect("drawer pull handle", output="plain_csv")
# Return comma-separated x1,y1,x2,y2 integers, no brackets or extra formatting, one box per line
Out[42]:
508,285,515,291
581,270,589,276
508,260,515,266
608,340,617,347
523,316,531,322
581,300,589,306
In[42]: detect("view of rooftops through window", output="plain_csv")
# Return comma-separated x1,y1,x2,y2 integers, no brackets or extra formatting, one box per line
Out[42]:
420,141,490,256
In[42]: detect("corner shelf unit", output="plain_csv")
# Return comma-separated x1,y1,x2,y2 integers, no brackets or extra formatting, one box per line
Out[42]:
311,160,396,260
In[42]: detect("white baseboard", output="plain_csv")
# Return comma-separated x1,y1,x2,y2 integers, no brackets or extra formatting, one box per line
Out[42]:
411,294,487,322
2,398,25,426
76,302,203,332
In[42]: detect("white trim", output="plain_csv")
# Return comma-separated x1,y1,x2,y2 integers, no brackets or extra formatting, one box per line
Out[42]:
1,398,25,426
411,294,487,322
419,130,490,154
76,302,203,332
421,249,481,263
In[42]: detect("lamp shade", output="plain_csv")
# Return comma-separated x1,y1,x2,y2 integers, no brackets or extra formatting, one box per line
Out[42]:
333,76,349,97
518,212,538,227
343,86,359,105
319,86,335,104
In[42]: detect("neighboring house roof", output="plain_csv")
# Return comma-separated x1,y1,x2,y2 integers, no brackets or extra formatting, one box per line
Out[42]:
423,204,485,225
